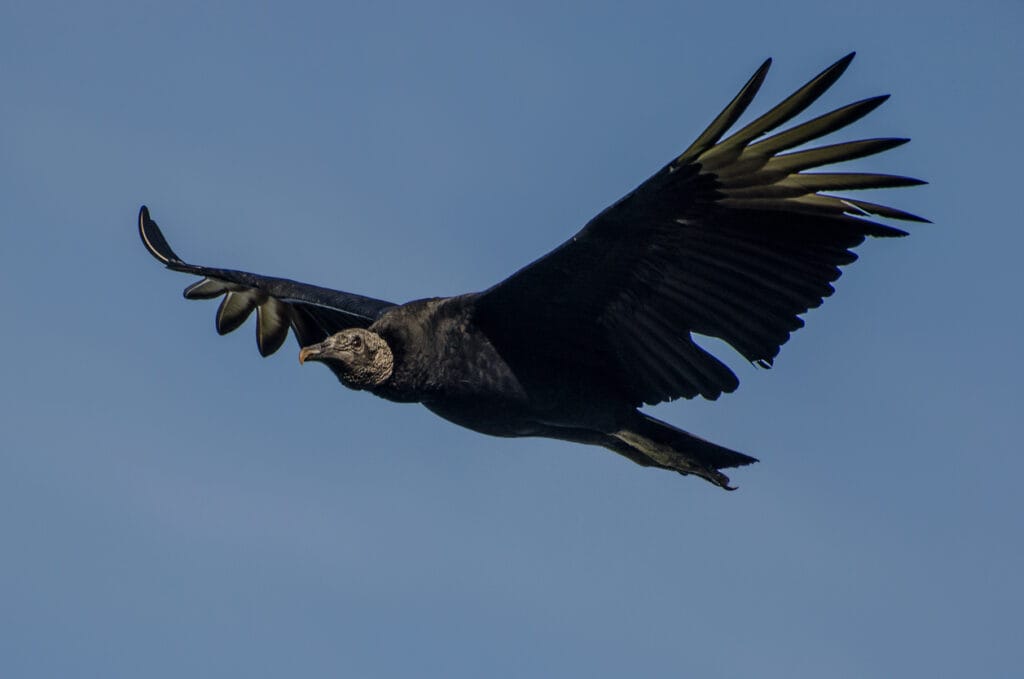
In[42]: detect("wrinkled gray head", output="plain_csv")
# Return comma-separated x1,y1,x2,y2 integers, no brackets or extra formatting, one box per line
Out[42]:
298,328,394,389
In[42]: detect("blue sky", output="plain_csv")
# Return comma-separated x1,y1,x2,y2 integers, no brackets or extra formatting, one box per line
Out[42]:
2,1,1022,677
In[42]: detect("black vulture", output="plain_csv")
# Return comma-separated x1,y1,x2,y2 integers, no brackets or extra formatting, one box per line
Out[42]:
139,54,925,489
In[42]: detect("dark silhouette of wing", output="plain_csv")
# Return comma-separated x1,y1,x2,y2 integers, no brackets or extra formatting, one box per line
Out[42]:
139,206,396,356
473,53,926,405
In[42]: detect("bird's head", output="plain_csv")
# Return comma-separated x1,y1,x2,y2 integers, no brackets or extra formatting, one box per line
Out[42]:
298,328,394,389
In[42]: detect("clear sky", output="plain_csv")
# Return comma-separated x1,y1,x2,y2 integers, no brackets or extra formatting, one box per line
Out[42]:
2,1,1021,677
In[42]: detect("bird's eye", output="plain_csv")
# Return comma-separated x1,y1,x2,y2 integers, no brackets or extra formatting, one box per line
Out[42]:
351,335,363,350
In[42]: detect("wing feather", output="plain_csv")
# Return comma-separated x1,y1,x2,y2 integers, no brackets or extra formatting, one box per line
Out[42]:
256,297,291,357
473,55,924,405
216,291,259,335
697,52,856,167
139,206,396,356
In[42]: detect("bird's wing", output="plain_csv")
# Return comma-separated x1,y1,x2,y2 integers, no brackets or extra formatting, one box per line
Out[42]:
139,206,396,356
473,53,926,405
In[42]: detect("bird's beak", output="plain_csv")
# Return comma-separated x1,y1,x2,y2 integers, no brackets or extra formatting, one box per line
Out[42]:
298,344,322,365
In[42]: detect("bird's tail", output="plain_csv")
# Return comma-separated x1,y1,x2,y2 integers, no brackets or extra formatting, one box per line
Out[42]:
611,413,758,490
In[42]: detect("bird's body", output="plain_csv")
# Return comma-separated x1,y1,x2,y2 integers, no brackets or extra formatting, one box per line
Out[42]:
367,296,615,428
139,54,925,489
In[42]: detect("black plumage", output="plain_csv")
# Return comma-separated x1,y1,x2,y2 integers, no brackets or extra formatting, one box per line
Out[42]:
139,54,925,489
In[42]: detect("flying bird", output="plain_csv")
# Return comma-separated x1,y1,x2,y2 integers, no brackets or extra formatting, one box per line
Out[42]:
139,53,925,490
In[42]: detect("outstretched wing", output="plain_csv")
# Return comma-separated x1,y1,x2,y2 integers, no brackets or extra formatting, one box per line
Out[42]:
473,53,926,405
139,206,396,356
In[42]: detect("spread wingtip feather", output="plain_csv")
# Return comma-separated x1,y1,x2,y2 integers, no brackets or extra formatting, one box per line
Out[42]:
138,205,184,266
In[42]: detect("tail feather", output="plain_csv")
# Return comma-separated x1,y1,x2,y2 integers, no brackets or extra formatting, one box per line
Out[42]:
637,413,758,469
611,413,757,490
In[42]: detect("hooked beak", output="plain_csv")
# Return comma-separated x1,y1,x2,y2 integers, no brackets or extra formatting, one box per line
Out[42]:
298,343,323,365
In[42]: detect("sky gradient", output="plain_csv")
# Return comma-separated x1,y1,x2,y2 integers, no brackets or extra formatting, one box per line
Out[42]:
2,2,1022,677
